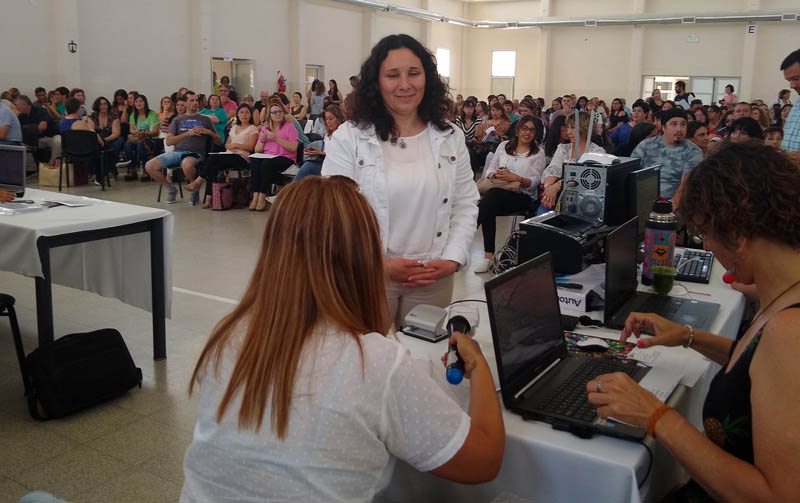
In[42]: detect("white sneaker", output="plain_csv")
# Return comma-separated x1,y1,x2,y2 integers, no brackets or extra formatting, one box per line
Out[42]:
474,258,492,274
116,160,132,169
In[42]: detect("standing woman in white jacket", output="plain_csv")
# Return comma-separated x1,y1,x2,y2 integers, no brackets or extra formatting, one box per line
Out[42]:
323,34,479,327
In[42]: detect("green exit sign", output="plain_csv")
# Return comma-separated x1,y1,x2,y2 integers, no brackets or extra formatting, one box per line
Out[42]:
687,35,699,43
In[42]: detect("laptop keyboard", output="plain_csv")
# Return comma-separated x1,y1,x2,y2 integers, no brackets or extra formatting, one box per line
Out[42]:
538,359,637,423
674,250,714,284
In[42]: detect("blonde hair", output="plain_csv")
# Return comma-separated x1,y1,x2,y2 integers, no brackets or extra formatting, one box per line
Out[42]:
566,111,592,142
190,176,391,438
266,97,288,134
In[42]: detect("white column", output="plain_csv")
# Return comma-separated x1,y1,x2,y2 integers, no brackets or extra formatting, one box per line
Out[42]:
288,0,306,92
537,0,552,100
192,0,213,95
53,0,80,87
740,0,760,101
628,0,646,104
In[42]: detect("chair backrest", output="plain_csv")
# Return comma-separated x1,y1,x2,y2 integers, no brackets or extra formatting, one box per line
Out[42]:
62,130,101,157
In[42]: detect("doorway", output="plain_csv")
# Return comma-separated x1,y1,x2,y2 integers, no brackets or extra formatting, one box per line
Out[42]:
306,65,324,94
211,58,256,101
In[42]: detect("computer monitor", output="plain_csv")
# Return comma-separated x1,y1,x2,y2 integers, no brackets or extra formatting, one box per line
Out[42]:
627,166,661,238
0,144,27,197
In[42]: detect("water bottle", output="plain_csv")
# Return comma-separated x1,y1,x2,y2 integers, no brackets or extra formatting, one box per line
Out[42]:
642,197,677,286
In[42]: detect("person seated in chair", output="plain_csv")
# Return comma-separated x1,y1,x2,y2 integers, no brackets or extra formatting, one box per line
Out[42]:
0,99,22,145
87,96,123,181
125,94,160,181
475,115,545,273
249,98,299,211
14,94,60,164
144,91,220,204
184,103,258,209
293,104,344,182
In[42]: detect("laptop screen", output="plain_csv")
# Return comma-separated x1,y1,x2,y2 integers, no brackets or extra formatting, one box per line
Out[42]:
485,253,565,401
604,217,639,321
0,144,26,191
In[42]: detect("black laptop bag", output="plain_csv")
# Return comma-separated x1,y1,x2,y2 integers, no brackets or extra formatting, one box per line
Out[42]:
19,328,142,420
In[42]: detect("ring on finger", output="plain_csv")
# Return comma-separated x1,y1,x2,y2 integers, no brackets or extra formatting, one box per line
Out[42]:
596,381,604,393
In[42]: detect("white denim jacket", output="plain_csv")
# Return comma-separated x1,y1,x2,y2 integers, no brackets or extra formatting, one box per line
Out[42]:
322,121,479,267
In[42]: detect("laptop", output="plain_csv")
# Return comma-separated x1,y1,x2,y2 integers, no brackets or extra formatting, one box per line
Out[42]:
604,217,720,331
0,144,27,197
485,252,678,440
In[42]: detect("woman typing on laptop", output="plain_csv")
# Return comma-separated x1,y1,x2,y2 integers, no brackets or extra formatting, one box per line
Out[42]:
586,142,800,502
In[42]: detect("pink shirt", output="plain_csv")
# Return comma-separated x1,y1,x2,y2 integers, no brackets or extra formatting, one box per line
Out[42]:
258,122,299,162
221,99,238,115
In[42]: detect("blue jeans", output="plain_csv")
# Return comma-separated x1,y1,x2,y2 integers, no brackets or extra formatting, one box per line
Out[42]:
123,140,149,170
294,160,322,182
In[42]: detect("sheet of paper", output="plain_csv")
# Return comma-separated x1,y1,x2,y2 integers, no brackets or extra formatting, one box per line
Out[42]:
209,151,236,155
249,153,277,159
638,366,682,402
41,199,94,208
628,346,710,387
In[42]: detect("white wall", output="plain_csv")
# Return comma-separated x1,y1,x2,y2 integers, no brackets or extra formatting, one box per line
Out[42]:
1,0,57,95
1,0,798,109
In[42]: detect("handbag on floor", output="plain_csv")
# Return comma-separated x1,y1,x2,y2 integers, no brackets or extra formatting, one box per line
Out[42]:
212,181,233,210
16,328,142,420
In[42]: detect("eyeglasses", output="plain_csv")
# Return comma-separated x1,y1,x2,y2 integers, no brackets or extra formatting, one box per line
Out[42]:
270,110,284,115
519,126,535,133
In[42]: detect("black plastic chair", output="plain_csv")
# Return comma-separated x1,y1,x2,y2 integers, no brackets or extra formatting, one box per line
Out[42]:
157,137,212,204
58,130,110,192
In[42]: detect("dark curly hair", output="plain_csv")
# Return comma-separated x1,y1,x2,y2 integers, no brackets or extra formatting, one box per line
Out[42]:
678,142,800,251
505,115,539,156
350,34,450,141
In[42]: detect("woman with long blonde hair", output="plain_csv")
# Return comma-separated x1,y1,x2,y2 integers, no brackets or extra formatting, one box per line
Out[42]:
181,176,504,502
249,97,299,211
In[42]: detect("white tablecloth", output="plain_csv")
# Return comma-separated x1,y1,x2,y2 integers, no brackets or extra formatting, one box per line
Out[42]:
377,261,746,503
0,189,173,315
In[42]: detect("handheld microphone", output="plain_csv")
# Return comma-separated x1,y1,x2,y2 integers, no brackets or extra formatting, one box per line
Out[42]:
445,315,472,385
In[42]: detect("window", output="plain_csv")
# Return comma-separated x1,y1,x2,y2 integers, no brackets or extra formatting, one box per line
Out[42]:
491,51,516,77
436,48,450,78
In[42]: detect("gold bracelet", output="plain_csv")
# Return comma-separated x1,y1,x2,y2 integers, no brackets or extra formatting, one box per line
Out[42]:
646,404,672,438
683,325,695,348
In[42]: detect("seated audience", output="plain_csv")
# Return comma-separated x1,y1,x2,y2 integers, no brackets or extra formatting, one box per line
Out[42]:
475,115,546,273
293,104,344,182
87,96,123,179
730,117,764,142
693,106,708,125
508,98,545,146
474,101,511,142
632,108,702,199
242,95,255,109
590,142,800,503
543,114,568,163
145,91,220,204
455,98,482,142
0,99,23,145
200,94,228,143
610,100,647,147
686,121,710,156
181,175,503,502
185,103,258,208
771,88,792,108
253,91,270,124
14,94,60,163
540,111,606,212
476,100,489,122
119,90,137,124
125,94,160,181
58,98,91,134
158,96,177,137
218,85,237,119
648,89,664,111
764,127,783,149
613,121,657,157
289,92,306,120
607,98,628,133
32,87,47,108
68,88,88,117
53,86,69,118
249,98,299,211
503,100,517,122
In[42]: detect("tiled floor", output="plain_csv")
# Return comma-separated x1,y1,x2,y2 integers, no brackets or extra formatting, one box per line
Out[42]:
0,176,511,502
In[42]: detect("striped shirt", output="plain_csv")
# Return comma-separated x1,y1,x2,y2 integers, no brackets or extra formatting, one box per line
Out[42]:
455,116,483,141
